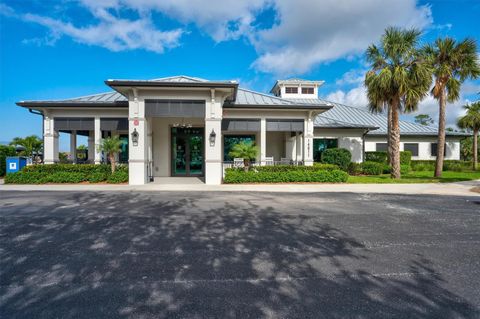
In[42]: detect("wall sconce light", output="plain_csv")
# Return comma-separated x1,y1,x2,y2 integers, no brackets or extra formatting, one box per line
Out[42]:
209,129,216,147
131,128,139,146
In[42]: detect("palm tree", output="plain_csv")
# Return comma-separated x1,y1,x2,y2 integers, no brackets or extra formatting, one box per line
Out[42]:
457,101,480,170
364,27,431,179
9,135,43,158
99,136,122,173
228,141,258,171
422,37,480,177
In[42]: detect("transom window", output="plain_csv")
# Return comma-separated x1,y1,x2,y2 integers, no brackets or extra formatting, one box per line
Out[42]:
403,143,419,157
313,138,338,162
301,87,314,94
285,87,298,94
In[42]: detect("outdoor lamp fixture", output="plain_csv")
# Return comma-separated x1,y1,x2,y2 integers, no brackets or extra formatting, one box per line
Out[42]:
131,128,139,146
209,129,216,146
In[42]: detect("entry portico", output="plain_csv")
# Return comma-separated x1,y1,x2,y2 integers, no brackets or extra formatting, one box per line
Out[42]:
19,76,330,185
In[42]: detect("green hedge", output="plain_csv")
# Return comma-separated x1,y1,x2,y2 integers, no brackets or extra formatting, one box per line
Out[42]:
361,161,383,175
224,168,348,183
321,148,352,170
5,164,128,184
365,151,412,165
348,162,362,176
411,160,473,172
253,164,339,172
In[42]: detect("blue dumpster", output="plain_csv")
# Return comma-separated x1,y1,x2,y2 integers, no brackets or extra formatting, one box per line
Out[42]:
6,157,27,174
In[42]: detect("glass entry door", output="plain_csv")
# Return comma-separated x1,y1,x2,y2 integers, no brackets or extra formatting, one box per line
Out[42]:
171,127,204,176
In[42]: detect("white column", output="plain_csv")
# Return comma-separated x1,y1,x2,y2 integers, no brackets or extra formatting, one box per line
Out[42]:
204,89,223,185
88,131,94,162
70,130,77,163
303,115,314,166
43,113,58,164
295,131,302,162
94,117,102,164
260,118,266,165
128,94,149,185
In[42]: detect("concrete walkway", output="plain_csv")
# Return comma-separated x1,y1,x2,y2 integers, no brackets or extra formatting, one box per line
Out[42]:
1,180,479,196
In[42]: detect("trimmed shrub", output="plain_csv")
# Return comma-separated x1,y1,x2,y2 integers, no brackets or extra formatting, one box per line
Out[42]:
400,151,412,166
5,164,128,184
107,170,129,183
224,168,348,183
360,161,383,175
411,160,472,172
255,164,339,173
365,151,388,163
400,164,411,175
88,172,109,183
321,148,352,170
347,162,362,176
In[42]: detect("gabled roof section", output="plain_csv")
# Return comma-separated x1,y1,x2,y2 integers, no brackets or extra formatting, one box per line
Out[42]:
288,98,468,136
224,88,332,110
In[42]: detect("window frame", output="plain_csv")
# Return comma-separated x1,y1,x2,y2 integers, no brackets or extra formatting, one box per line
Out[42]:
285,87,298,94
301,87,314,94
431,143,446,157
313,138,338,162
376,143,388,152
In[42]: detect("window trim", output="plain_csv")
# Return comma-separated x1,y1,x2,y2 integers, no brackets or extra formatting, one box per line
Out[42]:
376,143,388,152
285,87,298,94
301,87,314,94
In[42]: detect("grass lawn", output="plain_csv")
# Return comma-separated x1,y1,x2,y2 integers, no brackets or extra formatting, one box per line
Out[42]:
348,170,480,184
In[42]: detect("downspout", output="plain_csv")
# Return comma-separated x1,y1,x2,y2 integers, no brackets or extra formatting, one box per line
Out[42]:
362,128,371,162
29,108,44,163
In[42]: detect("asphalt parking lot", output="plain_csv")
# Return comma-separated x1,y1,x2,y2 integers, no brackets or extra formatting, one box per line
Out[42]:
1,191,479,318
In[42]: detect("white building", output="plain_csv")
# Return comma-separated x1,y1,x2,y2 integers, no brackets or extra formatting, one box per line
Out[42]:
17,76,466,185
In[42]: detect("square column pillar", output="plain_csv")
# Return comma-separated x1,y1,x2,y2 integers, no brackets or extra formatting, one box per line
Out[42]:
303,115,314,166
128,93,149,185
295,131,302,162
70,130,77,163
94,117,102,164
43,113,58,164
205,89,223,185
88,131,95,162
260,118,266,165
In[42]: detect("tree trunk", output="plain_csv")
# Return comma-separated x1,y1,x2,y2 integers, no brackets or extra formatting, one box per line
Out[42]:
434,87,447,177
389,98,401,179
387,102,393,167
244,158,250,172
109,153,116,173
473,129,478,171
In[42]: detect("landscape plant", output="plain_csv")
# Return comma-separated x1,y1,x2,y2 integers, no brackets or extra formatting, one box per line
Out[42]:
99,136,123,173
457,101,480,170
228,141,258,171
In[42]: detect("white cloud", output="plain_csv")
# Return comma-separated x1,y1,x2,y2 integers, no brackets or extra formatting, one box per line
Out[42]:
326,86,369,109
251,0,432,75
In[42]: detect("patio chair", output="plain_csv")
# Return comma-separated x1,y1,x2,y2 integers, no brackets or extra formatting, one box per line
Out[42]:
265,156,274,166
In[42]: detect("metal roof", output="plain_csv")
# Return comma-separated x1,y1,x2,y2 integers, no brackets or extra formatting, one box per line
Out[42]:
288,98,468,136
232,88,332,107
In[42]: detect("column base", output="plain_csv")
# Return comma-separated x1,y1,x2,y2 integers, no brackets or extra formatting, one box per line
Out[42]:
205,161,222,185
129,161,148,185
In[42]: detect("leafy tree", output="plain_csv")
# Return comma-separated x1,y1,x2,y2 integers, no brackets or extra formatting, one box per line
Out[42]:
9,135,43,158
457,101,480,170
422,37,480,177
460,136,480,162
228,141,258,171
365,27,431,179
414,114,434,126
99,136,123,173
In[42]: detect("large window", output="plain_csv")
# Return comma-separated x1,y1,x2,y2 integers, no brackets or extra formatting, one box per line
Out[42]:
313,138,338,162
285,87,298,94
224,135,256,161
376,143,388,152
403,143,419,156
301,87,314,94
431,143,446,157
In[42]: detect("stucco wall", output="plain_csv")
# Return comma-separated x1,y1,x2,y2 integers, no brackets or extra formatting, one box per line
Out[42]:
364,136,461,160
266,131,286,161
313,128,365,163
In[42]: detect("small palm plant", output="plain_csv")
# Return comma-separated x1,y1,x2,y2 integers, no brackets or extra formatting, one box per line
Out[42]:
228,141,258,171
457,101,480,170
99,136,123,173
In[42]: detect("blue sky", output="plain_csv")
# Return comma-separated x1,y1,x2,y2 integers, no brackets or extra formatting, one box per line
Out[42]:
1,0,479,150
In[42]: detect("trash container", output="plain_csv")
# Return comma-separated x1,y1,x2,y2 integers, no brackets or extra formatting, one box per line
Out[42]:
6,157,27,174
